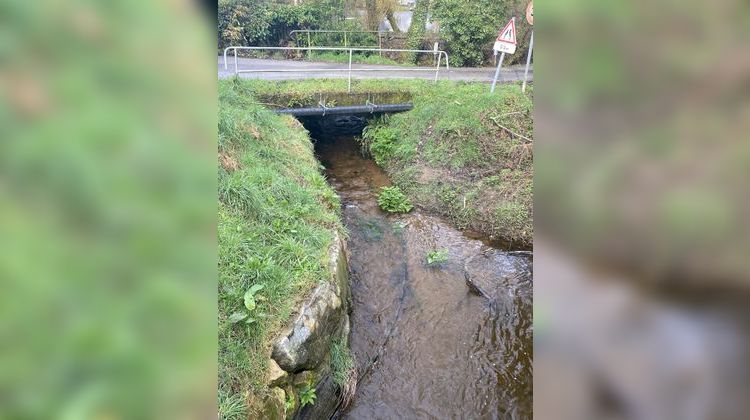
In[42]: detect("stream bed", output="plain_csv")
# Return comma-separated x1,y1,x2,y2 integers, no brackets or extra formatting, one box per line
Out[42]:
313,134,533,419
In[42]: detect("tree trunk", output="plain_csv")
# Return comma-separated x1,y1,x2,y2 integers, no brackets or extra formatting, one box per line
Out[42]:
365,0,379,30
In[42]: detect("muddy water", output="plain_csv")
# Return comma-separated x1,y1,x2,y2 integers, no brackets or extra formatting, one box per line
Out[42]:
314,135,533,419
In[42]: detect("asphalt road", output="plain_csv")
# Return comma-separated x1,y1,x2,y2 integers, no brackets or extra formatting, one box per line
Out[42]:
218,57,532,83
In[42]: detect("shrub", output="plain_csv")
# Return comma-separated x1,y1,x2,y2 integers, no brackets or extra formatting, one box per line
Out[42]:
432,0,532,67
378,186,413,213
363,124,399,165
299,386,317,407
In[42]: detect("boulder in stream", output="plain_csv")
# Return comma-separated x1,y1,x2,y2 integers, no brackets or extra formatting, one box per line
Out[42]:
464,250,532,302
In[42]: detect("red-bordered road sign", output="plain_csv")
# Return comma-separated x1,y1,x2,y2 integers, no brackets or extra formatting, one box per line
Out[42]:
493,18,517,54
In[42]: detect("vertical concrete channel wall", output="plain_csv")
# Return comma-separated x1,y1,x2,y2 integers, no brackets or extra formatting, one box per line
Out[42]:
261,231,351,419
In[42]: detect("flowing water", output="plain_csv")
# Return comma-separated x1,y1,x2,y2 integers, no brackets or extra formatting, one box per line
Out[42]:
312,134,533,419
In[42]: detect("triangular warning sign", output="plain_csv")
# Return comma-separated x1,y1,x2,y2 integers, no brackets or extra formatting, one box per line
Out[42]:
493,17,517,54
497,17,516,45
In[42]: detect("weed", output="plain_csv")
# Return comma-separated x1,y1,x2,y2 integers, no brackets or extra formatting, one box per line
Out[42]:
426,249,449,266
378,186,413,213
363,125,400,166
331,340,355,388
299,386,317,407
284,393,295,413
218,391,246,420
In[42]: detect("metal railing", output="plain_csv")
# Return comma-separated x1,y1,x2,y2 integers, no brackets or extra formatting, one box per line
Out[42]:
223,46,450,92
289,30,392,50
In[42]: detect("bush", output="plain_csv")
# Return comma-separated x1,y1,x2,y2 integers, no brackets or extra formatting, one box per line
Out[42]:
432,0,532,67
363,124,399,165
218,0,347,49
378,186,413,213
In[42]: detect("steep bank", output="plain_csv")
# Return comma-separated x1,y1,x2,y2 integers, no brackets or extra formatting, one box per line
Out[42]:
243,79,533,248
218,80,349,419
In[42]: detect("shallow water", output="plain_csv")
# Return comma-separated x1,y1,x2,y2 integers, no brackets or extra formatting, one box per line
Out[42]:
314,135,533,419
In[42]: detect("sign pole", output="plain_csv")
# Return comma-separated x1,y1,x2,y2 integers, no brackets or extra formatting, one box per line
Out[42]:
522,30,533,93
491,52,505,93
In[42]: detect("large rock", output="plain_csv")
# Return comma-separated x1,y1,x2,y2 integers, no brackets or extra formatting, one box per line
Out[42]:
267,359,288,387
464,249,532,302
262,387,286,420
271,234,350,372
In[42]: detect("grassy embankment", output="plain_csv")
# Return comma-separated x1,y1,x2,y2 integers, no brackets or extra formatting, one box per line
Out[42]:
245,78,533,247
218,80,343,417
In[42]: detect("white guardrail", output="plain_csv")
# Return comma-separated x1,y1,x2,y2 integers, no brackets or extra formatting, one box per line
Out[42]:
289,30,389,50
223,46,450,92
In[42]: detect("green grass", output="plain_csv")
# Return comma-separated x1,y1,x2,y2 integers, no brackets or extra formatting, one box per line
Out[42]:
330,340,355,388
218,79,343,417
236,78,533,247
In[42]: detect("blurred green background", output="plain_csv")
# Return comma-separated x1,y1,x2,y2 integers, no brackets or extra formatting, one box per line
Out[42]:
535,1,750,419
0,0,217,418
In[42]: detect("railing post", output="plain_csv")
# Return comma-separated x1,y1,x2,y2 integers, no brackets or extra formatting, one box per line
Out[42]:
434,52,442,83
344,31,348,48
307,32,312,60
443,52,450,80
234,48,238,75
348,49,353,93
378,33,383,57
522,31,534,93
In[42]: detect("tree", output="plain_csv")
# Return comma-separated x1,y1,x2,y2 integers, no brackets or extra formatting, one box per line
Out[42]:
405,0,429,62
364,0,402,32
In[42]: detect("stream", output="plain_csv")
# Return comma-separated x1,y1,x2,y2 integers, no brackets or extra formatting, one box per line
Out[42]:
312,134,533,419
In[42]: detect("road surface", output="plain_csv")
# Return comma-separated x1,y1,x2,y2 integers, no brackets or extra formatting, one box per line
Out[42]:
218,57,532,83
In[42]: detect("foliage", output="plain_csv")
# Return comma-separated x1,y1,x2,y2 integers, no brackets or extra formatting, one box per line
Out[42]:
330,340,355,387
218,0,273,47
284,393,296,413
426,249,449,266
218,0,347,49
218,79,342,417
299,386,317,407
432,0,532,66
218,392,247,420
405,0,431,62
2,1,216,418
362,124,402,165
378,186,414,213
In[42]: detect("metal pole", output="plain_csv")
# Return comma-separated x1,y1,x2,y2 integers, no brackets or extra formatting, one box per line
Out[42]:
434,52,442,83
344,31,348,47
348,49,353,93
378,33,382,57
234,48,238,75
307,32,312,60
490,52,505,93
224,48,228,70
522,31,534,93
443,52,450,79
